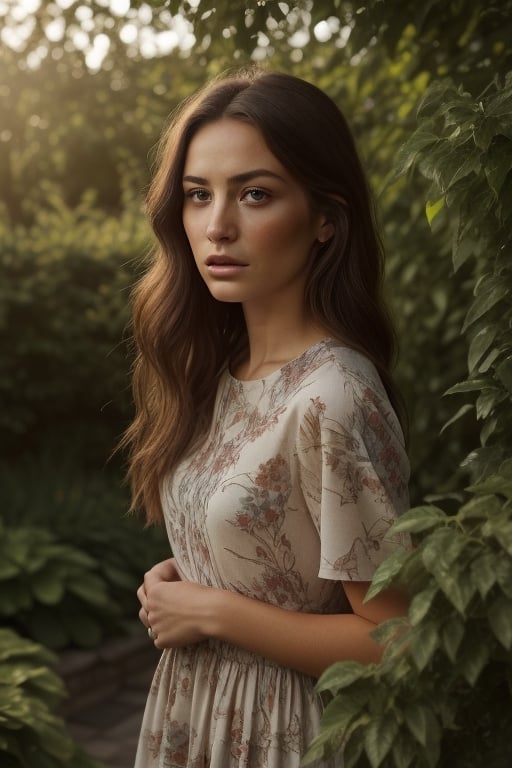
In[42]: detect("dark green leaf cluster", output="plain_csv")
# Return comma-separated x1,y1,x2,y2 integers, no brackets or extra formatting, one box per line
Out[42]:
0,520,126,650
400,76,512,478
301,4,512,767
303,471,512,767
0,196,149,461
0,628,103,768
0,453,169,649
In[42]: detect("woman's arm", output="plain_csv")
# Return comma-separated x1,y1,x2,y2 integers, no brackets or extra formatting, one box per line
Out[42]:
143,578,408,678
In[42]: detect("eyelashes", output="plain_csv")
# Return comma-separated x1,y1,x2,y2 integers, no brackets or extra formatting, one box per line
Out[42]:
183,187,271,204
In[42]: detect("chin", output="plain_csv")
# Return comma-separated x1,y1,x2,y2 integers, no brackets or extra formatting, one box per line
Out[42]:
207,286,247,304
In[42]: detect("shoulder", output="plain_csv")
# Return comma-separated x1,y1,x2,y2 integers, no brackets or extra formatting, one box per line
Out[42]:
294,340,386,408
294,340,404,444
312,340,384,391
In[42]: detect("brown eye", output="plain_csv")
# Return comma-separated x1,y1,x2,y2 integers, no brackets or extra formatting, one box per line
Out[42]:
186,189,210,202
243,188,269,203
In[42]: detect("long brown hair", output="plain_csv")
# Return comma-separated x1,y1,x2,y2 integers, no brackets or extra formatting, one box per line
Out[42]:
123,69,404,523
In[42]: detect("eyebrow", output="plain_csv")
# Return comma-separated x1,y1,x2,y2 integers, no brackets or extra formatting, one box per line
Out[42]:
182,169,286,185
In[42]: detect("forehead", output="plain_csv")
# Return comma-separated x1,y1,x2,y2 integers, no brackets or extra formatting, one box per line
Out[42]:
184,118,284,174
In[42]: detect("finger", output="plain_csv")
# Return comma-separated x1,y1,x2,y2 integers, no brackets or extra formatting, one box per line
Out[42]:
139,606,149,628
136,584,145,603
153,634,164,650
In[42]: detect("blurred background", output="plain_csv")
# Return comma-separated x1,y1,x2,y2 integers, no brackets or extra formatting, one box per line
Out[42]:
1,1,511,766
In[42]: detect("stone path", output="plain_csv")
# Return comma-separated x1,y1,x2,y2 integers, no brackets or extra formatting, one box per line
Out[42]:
59,625,159,768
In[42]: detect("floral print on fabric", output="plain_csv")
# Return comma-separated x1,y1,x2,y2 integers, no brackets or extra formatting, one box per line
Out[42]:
134,340,411,768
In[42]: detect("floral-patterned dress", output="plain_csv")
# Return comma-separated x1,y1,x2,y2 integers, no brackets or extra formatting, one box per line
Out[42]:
134,339,410,768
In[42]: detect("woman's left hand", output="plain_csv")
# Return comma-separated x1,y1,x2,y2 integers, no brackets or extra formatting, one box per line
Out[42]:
146,579,217,649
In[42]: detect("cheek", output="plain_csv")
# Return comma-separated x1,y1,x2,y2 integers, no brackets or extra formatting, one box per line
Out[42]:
254,215,308,250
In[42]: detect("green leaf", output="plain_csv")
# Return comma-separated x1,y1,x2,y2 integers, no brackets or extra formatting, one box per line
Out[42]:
445,379,488,394
462,282,509,332
468,326,498,373
488,596,512,649
365,548,409,600
468,474,512,501
441,147,481,191
409,584,438,625
409,621,440,672
423,709,441,768
31,570,65,606
372,617,409,647
493,522,512,557
315,660,368,695
495,555,512,598
392,505,446,534
476,389,504,420
391,731,417,768
477,347,501,373
480,415,498,447
404,701,430,747
396,130,439,174
440,403,475,433
425,196,445,226
66,575,109,607
484,137,512,195
496,357,512,393
364,712,399,767
457,633,491,686
470,551,497,599
441,614,465,662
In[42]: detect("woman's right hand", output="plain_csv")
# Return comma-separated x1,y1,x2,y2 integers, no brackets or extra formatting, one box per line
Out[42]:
137,558,182,630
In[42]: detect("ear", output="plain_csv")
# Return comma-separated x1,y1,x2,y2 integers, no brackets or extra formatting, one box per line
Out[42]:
317,216,335,244
316,195,347,243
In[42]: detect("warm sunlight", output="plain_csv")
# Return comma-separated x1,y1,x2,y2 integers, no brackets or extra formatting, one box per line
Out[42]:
0,0,196,69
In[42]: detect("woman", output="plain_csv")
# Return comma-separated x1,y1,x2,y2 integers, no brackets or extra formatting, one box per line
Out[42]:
127,70,411,768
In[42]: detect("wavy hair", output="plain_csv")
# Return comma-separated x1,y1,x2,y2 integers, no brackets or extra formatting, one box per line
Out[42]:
122,69,405,523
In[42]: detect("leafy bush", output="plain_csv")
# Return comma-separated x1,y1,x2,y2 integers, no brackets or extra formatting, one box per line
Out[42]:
304,68,512,768
0,454,169,650
304,471,512,767
0,193,149,462
0,520,126,650
0,627,104,768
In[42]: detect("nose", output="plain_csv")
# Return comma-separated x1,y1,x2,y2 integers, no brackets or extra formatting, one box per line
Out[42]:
206,202,237,243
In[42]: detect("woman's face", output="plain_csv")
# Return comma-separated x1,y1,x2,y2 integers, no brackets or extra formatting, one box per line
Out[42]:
182,118,331,312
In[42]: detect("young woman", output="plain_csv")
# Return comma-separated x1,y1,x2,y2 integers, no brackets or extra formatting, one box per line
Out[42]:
127,70,411,768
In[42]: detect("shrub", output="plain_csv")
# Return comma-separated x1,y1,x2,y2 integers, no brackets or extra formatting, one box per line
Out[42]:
0,455,169,650
0,520,125,649
303,72,512,768
0,627,104,768
0,192,149,463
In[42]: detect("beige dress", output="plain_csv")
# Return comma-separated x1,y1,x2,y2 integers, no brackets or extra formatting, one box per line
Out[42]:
134,340,410,768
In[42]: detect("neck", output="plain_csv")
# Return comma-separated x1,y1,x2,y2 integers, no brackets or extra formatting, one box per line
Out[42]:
234,301,330,381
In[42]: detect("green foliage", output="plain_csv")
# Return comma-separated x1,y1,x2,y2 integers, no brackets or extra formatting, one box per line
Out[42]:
0,628,104,768
0,519,125,650
0,454,169,650
401,76,512,478
303,472,512,767
0,195,149,460
303,5,512,765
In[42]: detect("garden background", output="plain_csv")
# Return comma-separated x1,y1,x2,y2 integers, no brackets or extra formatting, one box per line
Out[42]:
1,1,511,766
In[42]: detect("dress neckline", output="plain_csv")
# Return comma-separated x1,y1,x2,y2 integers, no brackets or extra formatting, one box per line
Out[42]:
227,338,337,388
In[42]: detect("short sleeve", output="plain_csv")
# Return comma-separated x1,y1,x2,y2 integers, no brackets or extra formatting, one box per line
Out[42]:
296,358,411,581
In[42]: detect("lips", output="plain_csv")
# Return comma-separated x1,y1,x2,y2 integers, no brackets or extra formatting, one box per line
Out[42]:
205,255,248,267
